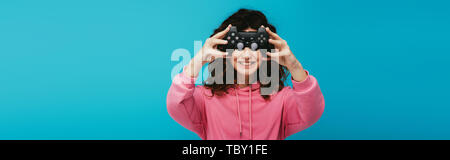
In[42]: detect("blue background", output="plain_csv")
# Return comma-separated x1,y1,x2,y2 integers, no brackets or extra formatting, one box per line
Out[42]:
1,0,449,140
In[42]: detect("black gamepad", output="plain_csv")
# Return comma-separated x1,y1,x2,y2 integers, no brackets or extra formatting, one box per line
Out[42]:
217,26,274,53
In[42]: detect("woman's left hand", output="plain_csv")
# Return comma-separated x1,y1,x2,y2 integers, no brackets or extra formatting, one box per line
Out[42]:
264,26,308,82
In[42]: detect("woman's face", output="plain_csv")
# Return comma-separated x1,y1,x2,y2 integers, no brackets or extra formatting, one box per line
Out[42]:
230,28,263,77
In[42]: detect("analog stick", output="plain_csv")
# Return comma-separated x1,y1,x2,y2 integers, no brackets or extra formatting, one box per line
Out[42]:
237,42,244,51
251,43,258,51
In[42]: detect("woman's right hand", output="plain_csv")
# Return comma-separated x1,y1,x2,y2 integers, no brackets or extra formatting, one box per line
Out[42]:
185,24,231,78
197,24,231,64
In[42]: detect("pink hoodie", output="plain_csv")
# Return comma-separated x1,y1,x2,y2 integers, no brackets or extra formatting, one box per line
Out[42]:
166,69,325,140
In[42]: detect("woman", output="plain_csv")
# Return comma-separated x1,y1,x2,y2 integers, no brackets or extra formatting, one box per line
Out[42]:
167,9,325,140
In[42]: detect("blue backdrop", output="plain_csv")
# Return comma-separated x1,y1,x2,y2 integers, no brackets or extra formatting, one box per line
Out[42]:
1,0,449,140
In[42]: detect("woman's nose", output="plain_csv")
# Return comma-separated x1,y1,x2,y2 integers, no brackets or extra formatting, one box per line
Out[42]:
242,48,252,57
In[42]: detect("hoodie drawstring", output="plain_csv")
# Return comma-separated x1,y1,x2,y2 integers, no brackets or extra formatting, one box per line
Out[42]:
235,85,253,140
235,90,242,137
249,85,253,140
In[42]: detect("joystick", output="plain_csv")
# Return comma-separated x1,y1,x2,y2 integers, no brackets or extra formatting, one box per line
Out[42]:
217,26,274,54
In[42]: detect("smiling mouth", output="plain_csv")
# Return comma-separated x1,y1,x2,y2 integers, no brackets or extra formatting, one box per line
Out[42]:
238,61,256,66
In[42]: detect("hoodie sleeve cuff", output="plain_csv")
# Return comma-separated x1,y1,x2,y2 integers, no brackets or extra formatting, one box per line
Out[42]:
291,70,313,91
173,66,198,88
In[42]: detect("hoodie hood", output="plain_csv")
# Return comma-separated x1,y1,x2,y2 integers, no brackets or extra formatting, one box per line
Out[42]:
235,82,260,92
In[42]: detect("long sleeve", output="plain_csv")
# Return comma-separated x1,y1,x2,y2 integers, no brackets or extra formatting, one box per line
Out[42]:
166,71,207,139
282,70,325,139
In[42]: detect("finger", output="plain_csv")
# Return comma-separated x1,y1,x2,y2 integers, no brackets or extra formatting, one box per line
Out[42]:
265,27,282,40
209,38,228,45
267,50,288,56
212,24,232,39
264,52,280,62
268,39,284,47
265,52,279,57
207,50,228,62
211,50,229,57
261,56,270,61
